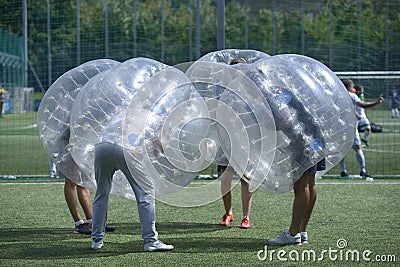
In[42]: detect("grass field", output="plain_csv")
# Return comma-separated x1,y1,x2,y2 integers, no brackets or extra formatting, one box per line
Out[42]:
0,179,398,266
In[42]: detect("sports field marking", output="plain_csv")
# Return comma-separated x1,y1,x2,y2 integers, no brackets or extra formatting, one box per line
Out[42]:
189,181,400,185
10,124,38,130
315,181,400,185
380,121,400,126
363,148,400,153
4,181,400,186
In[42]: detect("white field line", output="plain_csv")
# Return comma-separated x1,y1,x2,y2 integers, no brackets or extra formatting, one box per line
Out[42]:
3,181,400,186
363,148,400,153
10,124,38,130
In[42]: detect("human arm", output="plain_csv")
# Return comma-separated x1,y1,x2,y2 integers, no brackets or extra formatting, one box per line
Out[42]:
356,96,384,109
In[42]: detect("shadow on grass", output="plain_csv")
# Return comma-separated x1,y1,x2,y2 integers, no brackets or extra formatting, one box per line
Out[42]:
0,221,264,260
155,221,227,234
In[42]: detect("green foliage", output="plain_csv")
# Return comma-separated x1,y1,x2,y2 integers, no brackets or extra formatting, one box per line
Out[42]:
2,0,399,90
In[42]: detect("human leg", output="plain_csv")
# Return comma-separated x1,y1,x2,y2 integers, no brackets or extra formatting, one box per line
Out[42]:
118,146,173,251
92,143,115,245
268,158,324,246
288,173,311,236
64,177,91,234
50,160,57,178
220,166,234,214
219,166,234,226
358,117,371,146
268,179,307,246
116,146,158,243
300,174,316,233
76,185,92,221
64,178,82,223
240,178,252,218
339,159,348,177
240,178,252,228
353,146,370,177
352,131,370,177
362,127,371,142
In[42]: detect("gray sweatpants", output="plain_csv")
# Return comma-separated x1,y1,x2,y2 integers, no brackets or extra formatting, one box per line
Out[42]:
92,142,158,243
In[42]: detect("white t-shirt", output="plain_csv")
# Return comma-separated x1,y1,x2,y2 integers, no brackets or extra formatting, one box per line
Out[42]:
349,92,366,119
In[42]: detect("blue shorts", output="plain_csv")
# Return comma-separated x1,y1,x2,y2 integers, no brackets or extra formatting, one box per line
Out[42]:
304,159,326,174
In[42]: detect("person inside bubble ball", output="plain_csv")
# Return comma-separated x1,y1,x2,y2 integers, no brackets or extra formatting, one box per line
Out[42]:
218,58,253,229
339,79,384,179
218,165,252,229
59,128,115,235
91,141,174,252
267,159,325,246
62,171,93,234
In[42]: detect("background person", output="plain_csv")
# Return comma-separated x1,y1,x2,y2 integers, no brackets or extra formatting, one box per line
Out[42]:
354,84,372,146
339,79,384,179
0,88,6,118
390,87,399,118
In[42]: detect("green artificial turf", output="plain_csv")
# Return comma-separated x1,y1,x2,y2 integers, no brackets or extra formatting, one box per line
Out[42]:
0,179,398,266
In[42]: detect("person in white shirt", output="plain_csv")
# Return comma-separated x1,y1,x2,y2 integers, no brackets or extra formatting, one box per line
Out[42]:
339,79,384,179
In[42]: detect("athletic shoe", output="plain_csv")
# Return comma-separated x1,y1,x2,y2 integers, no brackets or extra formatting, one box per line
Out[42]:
105,225,116,232
220,213,234,226
144,240,174,252
360,171,371,178
300,231,308,244
267,230,301,246
91,238,104,250
85,223,115,233
361,138,370,147
340,172,349,178
240,217,251,229
73,222,91,234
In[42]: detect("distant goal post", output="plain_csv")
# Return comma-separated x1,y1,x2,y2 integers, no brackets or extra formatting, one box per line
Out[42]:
335,71,400,103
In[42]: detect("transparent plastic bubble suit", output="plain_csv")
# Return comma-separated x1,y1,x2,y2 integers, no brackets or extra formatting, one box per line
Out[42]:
184,50,276,203
37,59,120,185
277,54,356,179
122,64,210,207
70,67,134,197
225,55,355,193
69,58,171,200
187,49,271,166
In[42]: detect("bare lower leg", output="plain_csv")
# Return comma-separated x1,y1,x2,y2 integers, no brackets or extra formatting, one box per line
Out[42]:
64,179,82,223
222,191,233,214
289,174,311,236
241,179,252,218
221,168,234,214
77,185,93,220
300,175,316,232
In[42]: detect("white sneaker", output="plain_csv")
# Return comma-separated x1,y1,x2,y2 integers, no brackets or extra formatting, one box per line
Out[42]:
144,240,174,252
267,230,301,246
300,231,308,244
91,239,104,250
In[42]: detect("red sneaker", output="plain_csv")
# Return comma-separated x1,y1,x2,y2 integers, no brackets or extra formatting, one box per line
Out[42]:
220,213,234,226
240,217,251,229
